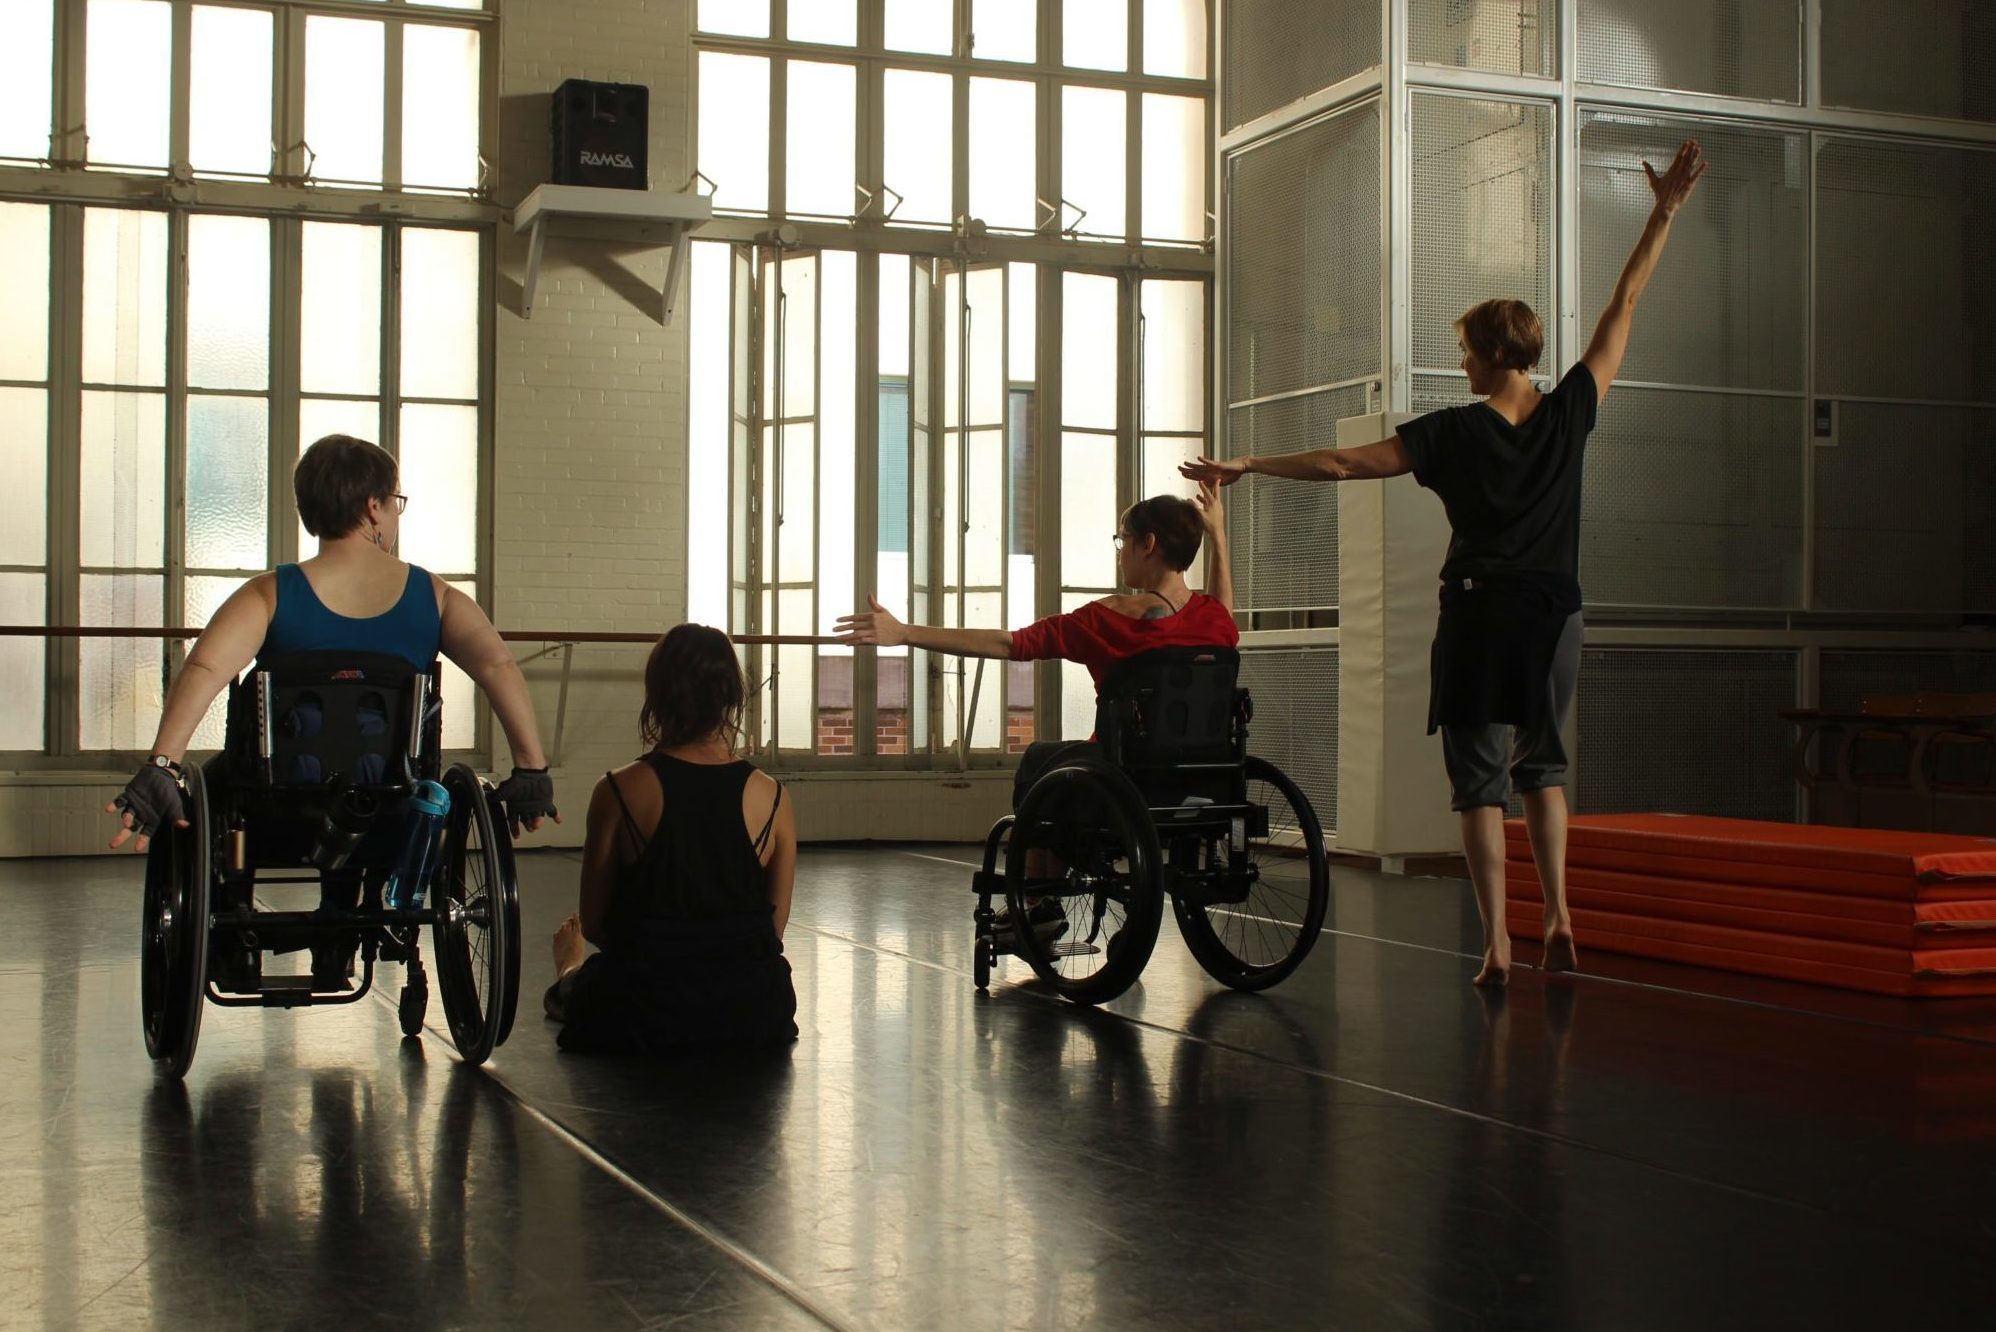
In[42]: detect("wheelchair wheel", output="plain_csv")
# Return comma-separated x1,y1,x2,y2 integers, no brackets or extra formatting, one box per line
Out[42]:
1173,756,1330,991
141,763,211,1080
432,764,518,1065
1005,758,1163,1006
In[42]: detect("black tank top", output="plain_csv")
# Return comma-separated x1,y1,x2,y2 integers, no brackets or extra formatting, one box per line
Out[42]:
602,753,783,936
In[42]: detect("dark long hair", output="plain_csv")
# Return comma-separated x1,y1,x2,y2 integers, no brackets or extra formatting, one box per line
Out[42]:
639,624,746,750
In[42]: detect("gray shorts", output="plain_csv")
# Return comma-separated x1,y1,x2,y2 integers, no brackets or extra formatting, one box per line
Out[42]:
1441,612,1583,812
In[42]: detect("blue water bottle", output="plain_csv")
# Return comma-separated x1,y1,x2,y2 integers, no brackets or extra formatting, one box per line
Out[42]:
384,780,451,911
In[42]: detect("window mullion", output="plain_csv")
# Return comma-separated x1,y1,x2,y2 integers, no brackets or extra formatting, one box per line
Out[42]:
854,251,880,758
54,0,86,166
475,223,496,759
49,206,84,757
383,17,405,192
271,217,302,566
382,222,401,461
279,5,309,182
164,210,190,679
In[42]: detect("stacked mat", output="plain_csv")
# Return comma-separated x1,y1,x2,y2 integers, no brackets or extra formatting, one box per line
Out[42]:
1502,814,1996,997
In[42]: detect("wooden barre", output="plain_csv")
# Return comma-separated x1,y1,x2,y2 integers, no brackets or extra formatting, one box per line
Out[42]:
0,626,842,646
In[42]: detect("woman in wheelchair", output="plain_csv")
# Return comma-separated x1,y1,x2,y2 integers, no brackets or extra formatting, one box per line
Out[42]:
837,483,1236,947
544,623,799,1055
106,434,558,988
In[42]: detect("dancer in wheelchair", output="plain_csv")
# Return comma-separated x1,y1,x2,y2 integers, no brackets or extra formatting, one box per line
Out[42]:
106,433,559,987
545,624,799,1055
837,482,1236,947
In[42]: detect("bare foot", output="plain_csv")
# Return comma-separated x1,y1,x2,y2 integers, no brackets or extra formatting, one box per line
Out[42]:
1473,949,1510,988
552,913,586,976
1543,927,1578,974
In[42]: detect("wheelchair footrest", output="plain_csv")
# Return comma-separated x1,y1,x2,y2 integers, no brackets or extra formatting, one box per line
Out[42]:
258,974,348,1005
972,869,1005,898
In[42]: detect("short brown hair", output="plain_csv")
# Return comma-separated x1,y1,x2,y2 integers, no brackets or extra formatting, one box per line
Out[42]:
1454,298,1544,373
295,435,398,539
640,624,747,751
1120,496,1204,572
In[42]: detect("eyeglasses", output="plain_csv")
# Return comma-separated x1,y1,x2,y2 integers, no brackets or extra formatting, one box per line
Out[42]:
1112,532,1128,550
388,493,408,514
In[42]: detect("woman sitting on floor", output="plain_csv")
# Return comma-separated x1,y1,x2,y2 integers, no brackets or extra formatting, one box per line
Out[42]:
546,623,799,1055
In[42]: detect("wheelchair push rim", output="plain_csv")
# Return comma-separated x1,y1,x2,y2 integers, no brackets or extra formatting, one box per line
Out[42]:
141,762,210,1079
1171,755,1330,991
1004,758,1164,1006
432,764,518,1064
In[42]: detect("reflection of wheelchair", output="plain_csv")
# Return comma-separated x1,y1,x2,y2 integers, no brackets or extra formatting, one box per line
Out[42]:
141,651,520,1078
971,647,1331,1004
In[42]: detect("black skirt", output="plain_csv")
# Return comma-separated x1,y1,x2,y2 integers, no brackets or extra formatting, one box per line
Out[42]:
1426,582,1573,734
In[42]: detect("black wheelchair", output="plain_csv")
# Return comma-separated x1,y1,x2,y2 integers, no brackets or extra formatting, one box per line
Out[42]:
971,647,1331,1005
141,651,521,1079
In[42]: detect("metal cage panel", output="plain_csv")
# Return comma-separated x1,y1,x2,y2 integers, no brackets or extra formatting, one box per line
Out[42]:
1822,0,1996,123
1239,646,1338,833
1410,0,1558,79
1222,0,1382,131
1576,0,1801,103
1231,384,1369,613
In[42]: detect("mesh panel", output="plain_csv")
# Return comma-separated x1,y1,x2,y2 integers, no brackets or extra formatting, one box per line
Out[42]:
1823,0,1996,122
1223,0,1382,131
1813,403,1996,613
1576,649,1798,820
1230,384,1369,612
1581,387,1804,609
1819,651,1996,712
1576,0,1801,102
1817,138,1996,403
1226,100,1383,402
1411,0,1557,78
1579,113,1805,392
1239,646,1338,833
1410,96,1552,374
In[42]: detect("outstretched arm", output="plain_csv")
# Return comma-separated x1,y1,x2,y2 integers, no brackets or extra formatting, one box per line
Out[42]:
835,596,1014,659
1192,480,1233,611
1582,139,1709,403
1180,437,1411,487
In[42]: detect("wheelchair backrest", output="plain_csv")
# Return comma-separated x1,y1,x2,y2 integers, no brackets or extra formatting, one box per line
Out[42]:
1095,647,1247,775
224,651,442,790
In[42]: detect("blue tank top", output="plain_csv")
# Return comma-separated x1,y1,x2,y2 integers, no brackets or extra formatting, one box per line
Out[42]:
263,563,443,669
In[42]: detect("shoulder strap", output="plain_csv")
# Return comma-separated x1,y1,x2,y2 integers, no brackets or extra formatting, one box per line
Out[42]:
603,769,647,858
1148,589,1182,615
752,779,784,856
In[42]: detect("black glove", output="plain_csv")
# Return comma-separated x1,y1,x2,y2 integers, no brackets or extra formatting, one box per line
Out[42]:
494,766,557,835
113,763,186,844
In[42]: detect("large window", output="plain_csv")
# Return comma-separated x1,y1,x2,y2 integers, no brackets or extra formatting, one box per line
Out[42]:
689,2,1214,765
0,1,494,758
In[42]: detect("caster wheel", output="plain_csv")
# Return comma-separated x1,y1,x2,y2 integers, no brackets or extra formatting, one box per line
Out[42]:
399,980,428,1037
973,936,991,990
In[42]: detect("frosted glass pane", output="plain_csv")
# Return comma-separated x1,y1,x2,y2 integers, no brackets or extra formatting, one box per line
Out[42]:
191,6,273,176
87,0,171,169
0,573,44,750
965,429,1004,585
699,53,770,214
1062,86,1127,239
297,399,381,554
397,403,477,574
80,574,164,751
82,208,167,387
301,223,383,395
698,0,768,38
0,388,47,565
187,214,270,390
1061,432,1116,587
1065,0,1127,70
400,228,480,399
776,628,812,750
1141,435,1201,501
887,0,951,53
1060,592,1094,738
879,253,911,378
185,395,268,569
184,574,245,749
1144,0,1208,77
967,266,1004,425
973,0,1035,61
441,579,475,750
1142,93,1206,242
789,0,855,44
80,391,166,568
0,0,53,161
1009,262,1035,385
883,70,953,226
403,25,481,191
786,62,856,218
1141,278,1203,431
305,16,384,185
969,79,1036,231
819,252,856,646
0,203,49,380
778,425,815,582
778,253,815,418
1062,271,1118,429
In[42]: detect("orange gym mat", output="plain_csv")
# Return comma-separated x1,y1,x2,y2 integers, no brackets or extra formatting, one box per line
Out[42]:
1502,814,1996,997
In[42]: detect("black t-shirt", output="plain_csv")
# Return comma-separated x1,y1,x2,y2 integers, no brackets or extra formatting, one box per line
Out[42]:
1398,364,1597,609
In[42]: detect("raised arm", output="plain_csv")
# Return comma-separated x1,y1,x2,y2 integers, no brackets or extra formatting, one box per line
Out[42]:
1582,139,1708,403
1180,436,1411,488
834,596,1014,658
1192,479,1233,611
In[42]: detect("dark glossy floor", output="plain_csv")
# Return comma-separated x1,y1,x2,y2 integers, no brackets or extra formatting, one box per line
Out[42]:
7,845,1996,1331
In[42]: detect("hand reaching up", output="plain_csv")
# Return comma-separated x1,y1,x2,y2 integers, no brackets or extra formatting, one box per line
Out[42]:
834,595,908,648
1643,139,1709,219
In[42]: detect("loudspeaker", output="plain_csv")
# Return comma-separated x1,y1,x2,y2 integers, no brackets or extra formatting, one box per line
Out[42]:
550,79,649,190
